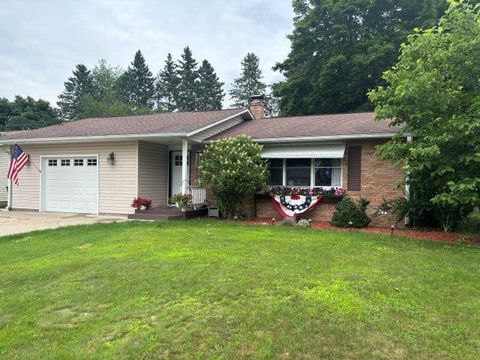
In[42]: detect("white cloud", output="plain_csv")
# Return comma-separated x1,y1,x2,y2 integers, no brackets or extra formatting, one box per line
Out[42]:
0,0,293,107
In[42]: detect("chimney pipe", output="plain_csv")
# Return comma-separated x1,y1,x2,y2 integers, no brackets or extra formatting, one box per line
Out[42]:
249,95,265,119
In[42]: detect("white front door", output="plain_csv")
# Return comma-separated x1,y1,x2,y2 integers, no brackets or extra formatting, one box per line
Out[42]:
170,151,189,195
43,157,98,214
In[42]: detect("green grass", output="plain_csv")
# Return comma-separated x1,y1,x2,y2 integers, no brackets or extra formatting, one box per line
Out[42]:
1,221,479,359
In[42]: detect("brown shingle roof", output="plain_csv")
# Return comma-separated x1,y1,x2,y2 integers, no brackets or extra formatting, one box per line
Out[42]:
3,108,247,141
210,112,400,140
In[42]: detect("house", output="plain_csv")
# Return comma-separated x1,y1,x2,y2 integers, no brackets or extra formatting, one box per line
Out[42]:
0,97,405,225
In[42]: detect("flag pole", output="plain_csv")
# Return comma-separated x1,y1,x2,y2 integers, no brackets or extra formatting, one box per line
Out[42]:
6,143,13,211
7,178,12,211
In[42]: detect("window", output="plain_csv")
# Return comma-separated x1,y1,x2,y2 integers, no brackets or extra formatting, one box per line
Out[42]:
286,159,311,186
267,159,283,186
266,158,343,188
48,159,57,166
74,159,84,167
87,158,97,166
174,154,189,166
61,159,70,166
315,159,342,187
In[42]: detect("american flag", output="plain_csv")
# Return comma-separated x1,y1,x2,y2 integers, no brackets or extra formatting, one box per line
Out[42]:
7,144,29,185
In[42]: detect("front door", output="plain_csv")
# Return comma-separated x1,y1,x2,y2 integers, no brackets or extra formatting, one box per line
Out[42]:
170,151,189,195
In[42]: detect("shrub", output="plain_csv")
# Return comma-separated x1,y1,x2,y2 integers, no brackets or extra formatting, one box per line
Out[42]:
297,219,310,228
330,197,371,228
199,135,267,218
280,218,297,226
458,209,480,234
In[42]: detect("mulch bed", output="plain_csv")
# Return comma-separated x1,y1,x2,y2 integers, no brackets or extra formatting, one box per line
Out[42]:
243,218,480,245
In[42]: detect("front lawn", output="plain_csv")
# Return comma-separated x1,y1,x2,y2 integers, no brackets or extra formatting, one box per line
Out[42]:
1,221,479,359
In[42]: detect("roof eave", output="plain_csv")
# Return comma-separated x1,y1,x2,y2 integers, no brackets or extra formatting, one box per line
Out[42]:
0,132,187,145
204,132,401,144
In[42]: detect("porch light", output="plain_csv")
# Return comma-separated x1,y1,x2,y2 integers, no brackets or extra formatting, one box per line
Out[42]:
107,152,115,165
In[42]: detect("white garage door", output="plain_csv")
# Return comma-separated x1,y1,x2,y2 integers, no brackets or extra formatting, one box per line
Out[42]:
43,157,98,214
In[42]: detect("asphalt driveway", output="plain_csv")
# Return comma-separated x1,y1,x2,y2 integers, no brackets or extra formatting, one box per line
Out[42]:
0,211,127,237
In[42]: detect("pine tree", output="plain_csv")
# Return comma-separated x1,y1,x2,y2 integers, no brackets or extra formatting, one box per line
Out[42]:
176,46,199,111
57,64,96,120
118,50,155,109
229,53,267,108
197,60,224,111
155,53,179,112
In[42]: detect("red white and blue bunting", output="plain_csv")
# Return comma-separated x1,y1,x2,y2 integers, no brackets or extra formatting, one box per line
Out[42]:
271,195,322,218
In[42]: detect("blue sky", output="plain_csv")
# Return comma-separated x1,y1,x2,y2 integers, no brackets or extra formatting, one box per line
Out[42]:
0,0,293,107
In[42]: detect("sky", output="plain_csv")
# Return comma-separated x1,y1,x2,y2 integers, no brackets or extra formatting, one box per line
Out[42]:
0,0,294,107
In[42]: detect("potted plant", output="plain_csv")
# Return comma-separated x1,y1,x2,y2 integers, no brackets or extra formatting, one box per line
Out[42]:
131,197,152,211
169,193,193,211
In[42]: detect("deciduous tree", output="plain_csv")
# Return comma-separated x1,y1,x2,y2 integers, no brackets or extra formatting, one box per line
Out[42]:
274,0,447,116
369,1,480,231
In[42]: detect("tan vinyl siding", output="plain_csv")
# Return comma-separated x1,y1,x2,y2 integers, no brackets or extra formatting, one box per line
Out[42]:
137,141,168,207
0,147,10,202
189,115,245,142
11,141,138,214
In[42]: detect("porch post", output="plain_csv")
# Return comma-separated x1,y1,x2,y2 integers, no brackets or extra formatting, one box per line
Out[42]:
181,139,189,194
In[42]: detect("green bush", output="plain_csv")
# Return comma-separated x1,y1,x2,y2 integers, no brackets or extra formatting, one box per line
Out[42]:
280,218,297,226
199,135,267,218
297,219,310,228
458,209,480,234
330,197,371,228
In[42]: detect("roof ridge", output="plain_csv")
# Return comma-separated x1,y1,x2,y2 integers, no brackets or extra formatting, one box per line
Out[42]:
262,111,376,121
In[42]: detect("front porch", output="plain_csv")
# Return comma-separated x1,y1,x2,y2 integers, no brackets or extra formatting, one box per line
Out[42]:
134,138,208,220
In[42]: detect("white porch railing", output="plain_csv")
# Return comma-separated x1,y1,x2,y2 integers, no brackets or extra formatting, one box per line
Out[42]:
188,186,207,205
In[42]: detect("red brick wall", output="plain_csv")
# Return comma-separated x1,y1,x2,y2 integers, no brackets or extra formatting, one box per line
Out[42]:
201,139,405,227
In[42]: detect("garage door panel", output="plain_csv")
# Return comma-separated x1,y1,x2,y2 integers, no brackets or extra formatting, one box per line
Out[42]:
43,157,98,214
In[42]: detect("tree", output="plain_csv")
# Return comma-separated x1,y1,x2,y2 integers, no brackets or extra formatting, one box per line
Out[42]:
155,53,179,112
91,59,123,101
176,46,199,111
368,1,480,231
229,53,267,108
1,96,60,131
118,50,155,109
199,135,267,218
57,64,96,120
273,0,448,116
197,60,225,111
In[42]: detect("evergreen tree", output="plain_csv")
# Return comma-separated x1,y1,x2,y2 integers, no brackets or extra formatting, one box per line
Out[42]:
155,53,179,112
229,53,267,109
118,50,155,109
176,46,199,111
273,0,447,116
197,60,224,111
57,64,96,120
